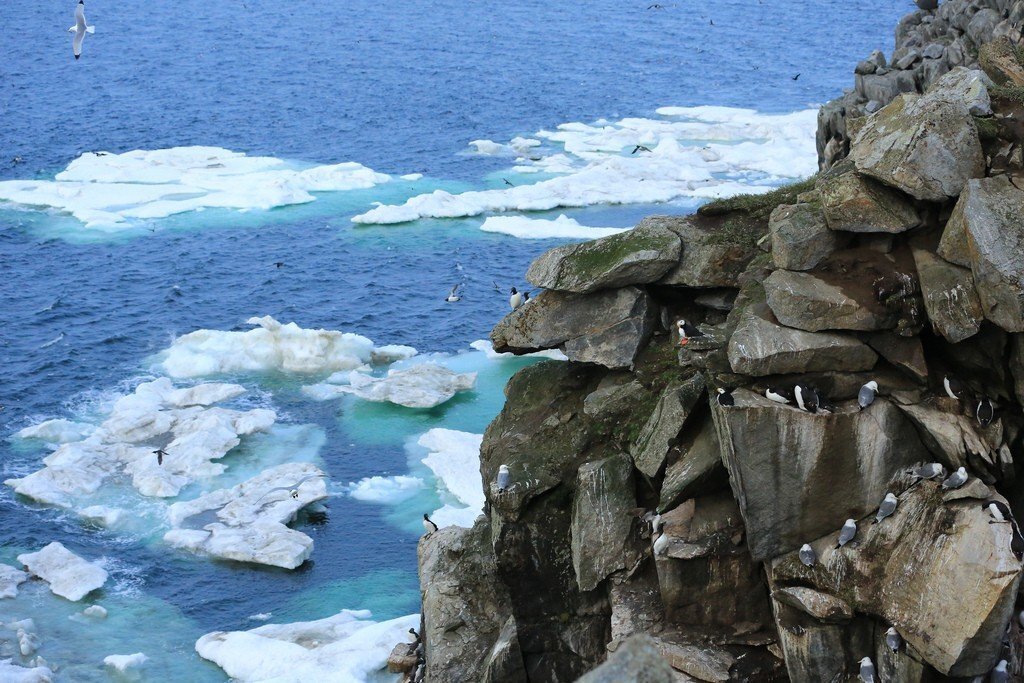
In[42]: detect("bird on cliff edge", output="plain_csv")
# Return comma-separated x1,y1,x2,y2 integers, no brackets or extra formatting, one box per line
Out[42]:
943,374,966,400
885,627,902,653
858,656,875,682
496,465,510,491
941,466,968,490
835,519,857,549
676,319,704,346
716,387,734,407
858,381,878,410
422,513,438,535
977,397,995,427
765,386,792,405
69,1,95,60
509,287,524,310
909,462,945,483
873,493,898,524
794,384,819,413
990,660,1009,683
798,544,816,567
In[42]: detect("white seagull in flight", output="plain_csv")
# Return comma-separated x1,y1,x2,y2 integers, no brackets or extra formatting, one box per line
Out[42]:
69,1,95,61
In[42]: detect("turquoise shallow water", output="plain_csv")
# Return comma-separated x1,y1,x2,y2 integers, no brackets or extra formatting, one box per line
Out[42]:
0,0,906,679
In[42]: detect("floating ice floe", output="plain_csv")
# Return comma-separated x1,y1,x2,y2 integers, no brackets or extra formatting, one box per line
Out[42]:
16,542,107,602
479,213,627,240
303,363,476,409
0,659,52,683
195,610,419,683
163,462,327,569
103,653,148,673
157,315,416,379
469,339,568,361
15,419,95,444
418,429,485,528
353,107,817,224
346,475,424,504
0,565,28,600
0,146,391,229
6,378,276,504
79,605,108,620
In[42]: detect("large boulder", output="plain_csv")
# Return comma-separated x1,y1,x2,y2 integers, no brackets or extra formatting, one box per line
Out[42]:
571,454,643,592
419,521,522,683
644,214,765,288
631,374,706,478
491,287,655,368
850,91,984,201
768,201,845,271
526,223,681,294
575,635,676,683
816,162,920,233
727,303,878,376
659,417,725,513
710,390,928,560
978,36,1024,86
770,483,1022,677
938,177,1024,332
926,66,993,115
764,269,896,332
912,247,984,343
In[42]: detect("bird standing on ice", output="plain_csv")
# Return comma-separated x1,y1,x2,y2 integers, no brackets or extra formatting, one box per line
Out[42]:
422,513,438,535
69,1,95,60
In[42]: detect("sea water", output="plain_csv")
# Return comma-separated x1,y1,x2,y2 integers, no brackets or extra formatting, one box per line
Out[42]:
0,0,904,679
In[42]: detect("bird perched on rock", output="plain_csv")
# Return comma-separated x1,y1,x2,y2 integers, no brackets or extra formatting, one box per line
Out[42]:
941,466,968,490
676,320,704,346
716,387,734,407
943,375,965,400
816,392,837,414
799,544,816,567
858,381,878,410
422,513,438,535
858,656,875,682
836,519,857,548
765,386,792,405
69,0,95,60
977,397,994,427
496,465,510,491
985,500,1013,524
885,627,902,653
910,462,945,482
990,660,1009,683
523,291,530,304
794,384,818,413
873,493,898,524
509,287,524,310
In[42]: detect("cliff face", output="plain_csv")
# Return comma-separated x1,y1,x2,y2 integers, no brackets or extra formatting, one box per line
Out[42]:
409,7,1024,683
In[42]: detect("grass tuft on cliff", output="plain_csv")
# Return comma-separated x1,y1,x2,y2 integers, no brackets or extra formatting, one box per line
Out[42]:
697,175,818,222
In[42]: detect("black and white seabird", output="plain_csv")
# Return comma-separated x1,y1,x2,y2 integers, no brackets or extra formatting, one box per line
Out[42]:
943,375,965,400
985,500,1013,524
676,319,705,346
69,0,95,60
816,391,837,414
445,284,462,303
509,287,523,310
858,656,875,682
910,462,945,482
152,448,167,466
885,627,902,653
716,387,734,407
523,291,530,304
422,513,438,535
765,386,792,405
858,381,878,410
274,261,284,268
255,474,324,503
835,518,857,548
873,493,898,524
631,145,653,154
977,397,994,427
991,660,1009,683
798,543,816,567
794,384,818,413
496,465,510,491
941,466,968,490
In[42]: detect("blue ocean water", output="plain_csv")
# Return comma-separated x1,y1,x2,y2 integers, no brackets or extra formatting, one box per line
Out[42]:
0,0,905,679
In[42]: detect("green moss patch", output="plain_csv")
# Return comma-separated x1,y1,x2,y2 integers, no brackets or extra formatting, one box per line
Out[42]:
697,176,819,222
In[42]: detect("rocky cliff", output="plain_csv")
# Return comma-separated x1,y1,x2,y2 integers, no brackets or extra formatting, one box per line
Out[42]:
405,5,1024,682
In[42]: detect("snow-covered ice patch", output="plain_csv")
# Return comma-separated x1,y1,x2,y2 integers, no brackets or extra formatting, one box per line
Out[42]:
479,213,627,240
195,610,419,683
353,107,817,224
103,652,148,673
418,429,484,528
346,475,425,504
469,339,567,361
15,420,96,444
163,462,327,569
303,363,476,409
0,564,28,600
0,659,52,683
17,542,108,602
0,147,391,229
156,315,416,379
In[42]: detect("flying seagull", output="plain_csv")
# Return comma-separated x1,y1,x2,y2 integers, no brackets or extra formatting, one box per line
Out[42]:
502,178,514,187
445,284,462,303
873,493,898,524
69,1,95,61
422,513,438,535
152,449,168,466
254,474,324,503
631,145,653,154
835,518,857,549
858,381,878,410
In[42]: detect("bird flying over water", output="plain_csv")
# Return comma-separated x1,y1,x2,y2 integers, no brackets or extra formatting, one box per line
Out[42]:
792,73,801,81
69,1,95,61
445,284,462,303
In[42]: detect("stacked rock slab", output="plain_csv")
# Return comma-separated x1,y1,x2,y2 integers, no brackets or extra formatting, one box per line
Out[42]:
413,6,1024,682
